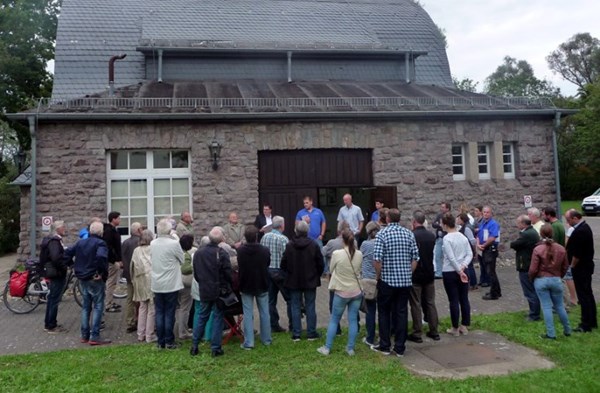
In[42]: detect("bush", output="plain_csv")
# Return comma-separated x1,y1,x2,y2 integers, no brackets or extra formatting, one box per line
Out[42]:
0,177,20,255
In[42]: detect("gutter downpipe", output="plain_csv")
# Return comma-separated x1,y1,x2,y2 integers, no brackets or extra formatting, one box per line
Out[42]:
553,111,562,217
287,51,292,83
405,53,410,83
157,49,163,83
27,113,37,258
108,54,127,96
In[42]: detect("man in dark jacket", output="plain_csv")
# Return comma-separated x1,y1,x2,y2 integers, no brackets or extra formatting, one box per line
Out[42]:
510,215,541,321
103,211,122,312
190,227,233,357
65,221,110,345
41,220,70,334
238,225,272,349
281,221,324,341
408,211,440,342
565,209,597,332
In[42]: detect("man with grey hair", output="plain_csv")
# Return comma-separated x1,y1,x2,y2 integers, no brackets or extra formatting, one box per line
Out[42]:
176,211,194,239
121,222,143,333
151,218,184,349
41,220,70,334
510,215,540,321
281,220,324,341
260,215,291,333
66,221,110,345
527,207,543,235
191,227,233,357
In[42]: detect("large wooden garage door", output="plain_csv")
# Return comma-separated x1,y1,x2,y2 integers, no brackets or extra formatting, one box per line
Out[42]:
258,149,380,238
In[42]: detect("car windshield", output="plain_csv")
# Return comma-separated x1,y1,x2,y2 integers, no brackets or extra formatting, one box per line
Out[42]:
594,188,600,196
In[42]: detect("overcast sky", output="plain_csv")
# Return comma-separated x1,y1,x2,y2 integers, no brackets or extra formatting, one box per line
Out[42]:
422,0,600,96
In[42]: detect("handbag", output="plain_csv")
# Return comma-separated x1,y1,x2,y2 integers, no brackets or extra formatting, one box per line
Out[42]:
344,250,368,313
218,291,239,308
360,278,378,300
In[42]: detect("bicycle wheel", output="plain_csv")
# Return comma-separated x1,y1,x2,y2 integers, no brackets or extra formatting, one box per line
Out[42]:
72,278,83,307
3,280,42,314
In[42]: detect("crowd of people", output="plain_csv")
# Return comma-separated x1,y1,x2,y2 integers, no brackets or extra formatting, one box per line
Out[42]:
37,195,596,357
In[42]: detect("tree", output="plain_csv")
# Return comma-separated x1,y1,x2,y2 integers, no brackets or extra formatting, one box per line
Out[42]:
484,56,560,97
547,33,600,91
453,77,479,93
0,0,61,154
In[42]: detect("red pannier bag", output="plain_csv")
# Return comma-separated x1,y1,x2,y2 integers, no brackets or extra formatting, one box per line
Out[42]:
9,270,29,297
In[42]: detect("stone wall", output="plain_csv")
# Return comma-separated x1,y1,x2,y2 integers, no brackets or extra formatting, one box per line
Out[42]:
19,116,557,257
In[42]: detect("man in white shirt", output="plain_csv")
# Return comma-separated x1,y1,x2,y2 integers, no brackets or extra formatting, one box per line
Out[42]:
337,194,364,237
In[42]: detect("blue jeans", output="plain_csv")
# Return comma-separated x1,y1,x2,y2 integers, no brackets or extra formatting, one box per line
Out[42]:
324,293,362,351
478,255,490,285
534,277,571,337
518,271,540,320
365,298,377,344
193,300,213,341
79,279,106,341
241,292,271,347
434,238,443,277
442,271,471,328
154,291,179,347
192,300,224,351
467,261,478,287
377,281,410,354
45,275,66,329
268,268,292,329
289,289,317,338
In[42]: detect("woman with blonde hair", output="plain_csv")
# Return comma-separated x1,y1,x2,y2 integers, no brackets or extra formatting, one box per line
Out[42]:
529,224,571,339
317,229,363,356
131,229,156,343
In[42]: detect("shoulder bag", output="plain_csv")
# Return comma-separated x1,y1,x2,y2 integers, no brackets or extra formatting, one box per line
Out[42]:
344,250,368,313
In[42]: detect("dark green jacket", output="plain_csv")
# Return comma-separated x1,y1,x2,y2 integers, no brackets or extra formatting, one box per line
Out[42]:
510,226,540,272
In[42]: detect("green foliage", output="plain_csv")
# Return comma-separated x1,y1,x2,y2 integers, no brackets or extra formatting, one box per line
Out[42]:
0,171,20,255
484,56,561,97
559,81,600,199
453,77,479,93
0,0,61,150
0,308,600,392
547,33,600,92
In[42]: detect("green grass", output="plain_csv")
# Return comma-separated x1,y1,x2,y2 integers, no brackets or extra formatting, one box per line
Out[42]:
1,308,599,393
561,200,581,213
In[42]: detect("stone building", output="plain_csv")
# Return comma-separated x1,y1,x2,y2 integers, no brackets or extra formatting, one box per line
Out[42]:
10,0,571,256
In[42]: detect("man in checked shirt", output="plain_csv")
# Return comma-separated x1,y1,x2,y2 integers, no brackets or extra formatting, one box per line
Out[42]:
371,209,419,357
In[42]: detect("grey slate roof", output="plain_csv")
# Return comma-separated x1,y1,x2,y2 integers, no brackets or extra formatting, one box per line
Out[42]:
52,0,452,100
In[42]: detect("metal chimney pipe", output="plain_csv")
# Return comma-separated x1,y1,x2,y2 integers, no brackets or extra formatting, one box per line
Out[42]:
109,54,127,96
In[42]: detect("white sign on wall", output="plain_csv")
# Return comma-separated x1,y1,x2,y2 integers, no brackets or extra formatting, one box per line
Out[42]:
523,195,533,209
42,216,53,231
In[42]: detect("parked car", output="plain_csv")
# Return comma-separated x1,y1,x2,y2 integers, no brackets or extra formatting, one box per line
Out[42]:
581,187,600,216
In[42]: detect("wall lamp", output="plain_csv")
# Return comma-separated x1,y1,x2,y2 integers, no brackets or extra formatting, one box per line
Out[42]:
14,149,27,174
208,140,222,170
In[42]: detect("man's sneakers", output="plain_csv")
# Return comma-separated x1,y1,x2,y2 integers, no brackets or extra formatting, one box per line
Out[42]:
370,345,391,356
407,334,423,343
426,332,441,341
89,339,112,346
45,325,68,334
306,333,320,341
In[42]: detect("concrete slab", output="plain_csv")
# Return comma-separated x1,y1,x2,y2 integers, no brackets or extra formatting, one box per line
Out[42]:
402,330,555,379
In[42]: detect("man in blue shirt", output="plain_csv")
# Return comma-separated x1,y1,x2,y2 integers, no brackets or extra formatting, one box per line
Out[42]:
477,206,501,300
371,199,384,222
295,196,326,245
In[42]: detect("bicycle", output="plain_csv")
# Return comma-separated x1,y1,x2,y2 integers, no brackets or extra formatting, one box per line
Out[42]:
3,259,83,314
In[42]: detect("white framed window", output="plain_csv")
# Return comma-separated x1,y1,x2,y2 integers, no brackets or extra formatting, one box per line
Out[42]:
477,144,490,180
451,144,466,181
107,150,191,234
502,143,515,179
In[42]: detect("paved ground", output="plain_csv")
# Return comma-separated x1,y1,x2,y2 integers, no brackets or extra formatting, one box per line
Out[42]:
0,216,598,378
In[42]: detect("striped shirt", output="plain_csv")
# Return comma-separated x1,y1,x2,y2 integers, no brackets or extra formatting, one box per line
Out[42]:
359,239,376,279
373,223,419,287
260,229,288,269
